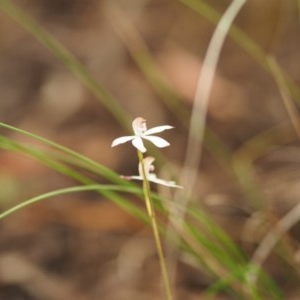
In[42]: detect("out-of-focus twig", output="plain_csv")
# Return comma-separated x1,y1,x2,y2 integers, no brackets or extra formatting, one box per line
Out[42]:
167,0,247,292
174,0,247,213
268,56,300,141
246,200,300,286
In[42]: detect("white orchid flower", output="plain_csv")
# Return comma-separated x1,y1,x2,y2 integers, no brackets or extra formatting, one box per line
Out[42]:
122,156,183,189
111,117,173,153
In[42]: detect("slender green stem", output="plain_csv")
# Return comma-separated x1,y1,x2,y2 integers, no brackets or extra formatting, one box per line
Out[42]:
137,151,172,300
0,184,142,221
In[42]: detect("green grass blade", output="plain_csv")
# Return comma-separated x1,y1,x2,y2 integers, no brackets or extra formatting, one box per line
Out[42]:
0,122,124,184
0,184,146,221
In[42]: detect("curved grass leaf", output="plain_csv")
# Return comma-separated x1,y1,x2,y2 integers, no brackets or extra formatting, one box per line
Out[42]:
0,184,148,221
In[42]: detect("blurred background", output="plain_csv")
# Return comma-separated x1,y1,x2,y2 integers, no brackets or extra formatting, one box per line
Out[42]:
0,0,300,299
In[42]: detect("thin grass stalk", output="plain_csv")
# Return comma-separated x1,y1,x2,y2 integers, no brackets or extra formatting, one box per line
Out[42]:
268,56,300,141
167,0,247,292
0,185,135,221
137,150,172,300
179,0,247,199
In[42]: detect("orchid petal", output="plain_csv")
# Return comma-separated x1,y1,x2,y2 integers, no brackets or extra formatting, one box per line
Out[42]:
144,125,173,135
148,177,183,189
126,175,143,181
143,136,170,148
111,136,134,147
132,137,147,152
147,174,158,181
